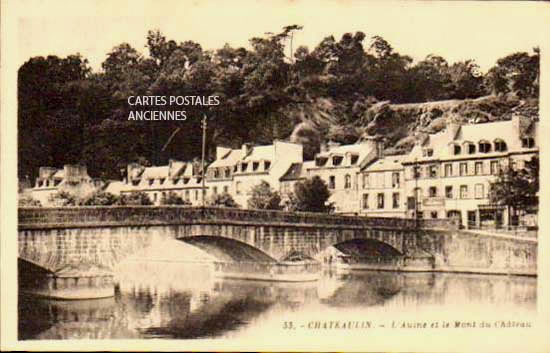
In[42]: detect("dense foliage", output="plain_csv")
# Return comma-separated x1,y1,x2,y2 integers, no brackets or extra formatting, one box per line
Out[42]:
207,192,240,208
160,191,191,205
489,156,539,213
287,176,332,213
247,181,283,210
18,27,539,180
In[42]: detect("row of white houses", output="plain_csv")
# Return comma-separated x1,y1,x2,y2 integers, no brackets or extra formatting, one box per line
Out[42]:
29,115,538,229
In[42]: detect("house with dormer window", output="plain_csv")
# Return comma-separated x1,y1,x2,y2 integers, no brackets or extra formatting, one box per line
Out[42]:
31,165,99,206
207,141,303,208
121,159,206,205
297,136,383,214
402,115,538,229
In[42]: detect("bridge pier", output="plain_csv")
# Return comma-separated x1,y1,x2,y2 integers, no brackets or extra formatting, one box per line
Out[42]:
21,273,115,300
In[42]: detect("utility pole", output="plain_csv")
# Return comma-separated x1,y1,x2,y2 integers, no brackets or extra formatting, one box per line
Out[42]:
201,115,207,208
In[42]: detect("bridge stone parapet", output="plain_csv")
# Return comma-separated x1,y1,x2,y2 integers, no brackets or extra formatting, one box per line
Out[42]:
18,206,459,231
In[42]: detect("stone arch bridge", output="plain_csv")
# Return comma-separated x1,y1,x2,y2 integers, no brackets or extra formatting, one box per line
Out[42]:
18,206,536,299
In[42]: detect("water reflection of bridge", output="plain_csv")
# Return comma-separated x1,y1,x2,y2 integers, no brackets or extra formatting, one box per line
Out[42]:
20,262,536,340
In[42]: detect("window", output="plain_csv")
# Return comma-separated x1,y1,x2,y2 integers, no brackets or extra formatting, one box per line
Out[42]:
213,186,218,195
414,187,422,200
459,162,468,176
214,169,220,178
490,161,500,175
236,181,242,194
431,211,438,219
444,164,453,177
315,157,327,167
225,168,231,178
423,148,433,157
173,178,179,185
350,155,359,165
522,137,535,148
363,173,369,189
185,190,190,200
344,174,352,189
494,140,507,152
329,176,335,189
159,178,165,185
332,156,343,166
454,145,461,155
241,163,248,172
377,193,385,209
233,165,238,172
460,185,468,199
475,162,483,175
392,193,400,209
445,186,453,199
252,162,259,171
223,186,229,193
474,184,484,199
195,190,198,200
377,173,385,188
417,211,424,219
362,194,369,209
413,166,422,179
148,179,154,186
468,143,476,154
37,180,43,187
264,161,271,170
392,172,400,188
429,186,437,197
428,165,438,178
153,193,158,202
479,141,491,153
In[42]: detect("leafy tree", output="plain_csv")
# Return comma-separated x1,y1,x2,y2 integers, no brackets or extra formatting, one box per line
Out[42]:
489,156,539,219
48,191,78,207
120,191,153,206
207,192,239,208
18,195,42,207
160,191,191,205
287,176,331,212
81,191,121,206
247,181,282,210
485,49,539,98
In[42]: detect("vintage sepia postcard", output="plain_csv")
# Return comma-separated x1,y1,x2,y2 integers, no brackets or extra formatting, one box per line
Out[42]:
1,0,550,351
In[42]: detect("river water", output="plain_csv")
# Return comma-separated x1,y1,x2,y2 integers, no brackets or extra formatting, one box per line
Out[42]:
19,260,536,340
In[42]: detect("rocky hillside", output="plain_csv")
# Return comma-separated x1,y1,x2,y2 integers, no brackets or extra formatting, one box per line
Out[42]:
289,94,538,159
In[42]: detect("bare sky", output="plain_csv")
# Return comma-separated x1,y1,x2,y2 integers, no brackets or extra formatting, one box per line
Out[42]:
17,0,549,73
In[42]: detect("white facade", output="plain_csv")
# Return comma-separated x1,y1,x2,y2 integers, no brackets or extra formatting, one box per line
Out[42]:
207,141,303,208
120,159,206,205
359,154,407,218
304,139,381,214
402,115,538,228
31,165,98,206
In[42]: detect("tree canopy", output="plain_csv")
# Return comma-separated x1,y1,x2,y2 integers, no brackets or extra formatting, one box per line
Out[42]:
18,27,539,180
287,176,332,213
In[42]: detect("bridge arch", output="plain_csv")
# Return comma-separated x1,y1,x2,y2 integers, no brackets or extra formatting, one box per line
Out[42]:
180,236,277,262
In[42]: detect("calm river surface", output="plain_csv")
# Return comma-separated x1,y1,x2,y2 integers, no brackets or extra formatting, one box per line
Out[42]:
18,260,537,340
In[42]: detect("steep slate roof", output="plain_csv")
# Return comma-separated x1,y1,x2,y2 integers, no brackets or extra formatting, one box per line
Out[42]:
209,149,244,168
280,161,315,181
141,166,170,179
242,145,274,161
405,117,538,164
365,154,407,172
